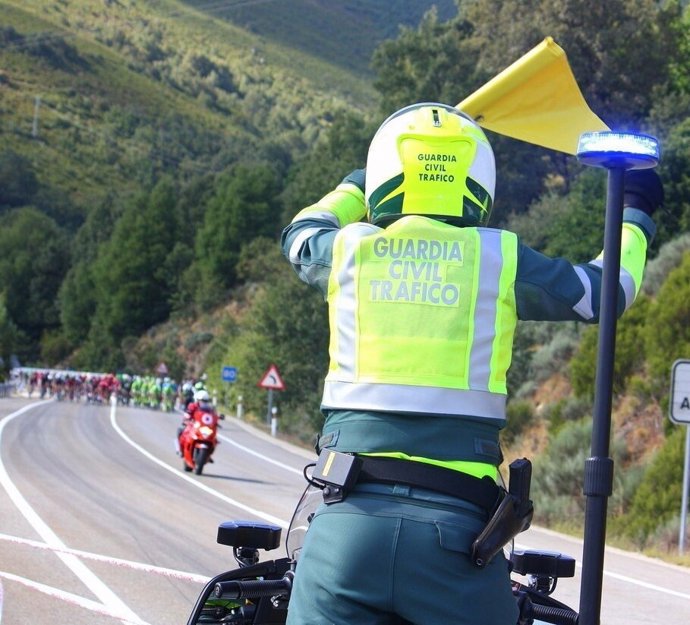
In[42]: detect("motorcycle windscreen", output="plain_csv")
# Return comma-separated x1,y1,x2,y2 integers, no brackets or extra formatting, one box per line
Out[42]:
285,483,322,561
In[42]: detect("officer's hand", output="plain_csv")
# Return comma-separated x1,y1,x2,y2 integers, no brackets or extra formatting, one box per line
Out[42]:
341,168,366,192
624,169,664,216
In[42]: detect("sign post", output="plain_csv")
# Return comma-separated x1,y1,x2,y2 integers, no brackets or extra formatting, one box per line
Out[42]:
670,359,690,554
257,364,285,434
271,405,279,437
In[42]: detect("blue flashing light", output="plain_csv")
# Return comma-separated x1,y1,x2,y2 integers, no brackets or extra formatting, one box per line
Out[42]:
577,131,660,169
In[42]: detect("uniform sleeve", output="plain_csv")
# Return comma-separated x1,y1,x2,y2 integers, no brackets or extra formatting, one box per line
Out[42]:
515,207,656,322
281,181,366,296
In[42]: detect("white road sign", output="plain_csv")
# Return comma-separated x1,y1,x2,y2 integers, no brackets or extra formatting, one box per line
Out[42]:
670,359,690,425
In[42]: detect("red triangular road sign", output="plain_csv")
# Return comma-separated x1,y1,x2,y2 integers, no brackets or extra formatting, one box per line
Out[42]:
257,364,285,390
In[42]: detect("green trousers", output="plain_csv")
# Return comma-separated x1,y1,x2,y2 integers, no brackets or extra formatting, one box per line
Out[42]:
286,482,519,625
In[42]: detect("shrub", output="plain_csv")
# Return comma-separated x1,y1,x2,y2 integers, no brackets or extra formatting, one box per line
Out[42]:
184,332,214,350
570,296,651,400
541,396,591,437
644,252,690,391
532,418,629,527
528,327,579,383
641,233,690,296
502,400,535,445
618,427,686,547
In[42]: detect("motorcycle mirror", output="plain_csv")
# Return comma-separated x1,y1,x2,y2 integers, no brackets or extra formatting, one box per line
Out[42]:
219,413,226,420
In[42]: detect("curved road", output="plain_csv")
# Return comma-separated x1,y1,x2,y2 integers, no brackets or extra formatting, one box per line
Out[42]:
0,396,688,624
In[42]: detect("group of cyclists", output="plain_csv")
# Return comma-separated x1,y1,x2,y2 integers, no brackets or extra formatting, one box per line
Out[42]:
13,368,210,413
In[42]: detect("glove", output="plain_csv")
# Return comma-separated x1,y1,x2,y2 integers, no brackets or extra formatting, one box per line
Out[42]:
341,168,366,193
623,169,663,216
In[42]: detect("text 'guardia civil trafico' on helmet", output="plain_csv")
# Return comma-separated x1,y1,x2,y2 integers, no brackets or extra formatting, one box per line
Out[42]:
365,103,495,227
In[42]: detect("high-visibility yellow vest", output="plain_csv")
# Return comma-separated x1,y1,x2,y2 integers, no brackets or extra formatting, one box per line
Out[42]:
323,215,518,422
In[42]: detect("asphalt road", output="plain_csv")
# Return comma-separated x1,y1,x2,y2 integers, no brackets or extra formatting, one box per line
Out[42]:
1,396,688,624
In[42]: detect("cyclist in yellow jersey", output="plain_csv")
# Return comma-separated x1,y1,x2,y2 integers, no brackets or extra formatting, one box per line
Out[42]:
281,102,662,625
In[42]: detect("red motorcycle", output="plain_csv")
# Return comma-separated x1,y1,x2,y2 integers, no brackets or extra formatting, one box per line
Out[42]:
178,408,222,475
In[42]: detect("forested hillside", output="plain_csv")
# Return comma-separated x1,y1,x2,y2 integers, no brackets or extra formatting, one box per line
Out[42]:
3,0,690,558
0,0,386,368
183,0,458,76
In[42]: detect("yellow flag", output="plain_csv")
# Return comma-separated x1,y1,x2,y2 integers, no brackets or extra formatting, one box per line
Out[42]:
457,37,609,155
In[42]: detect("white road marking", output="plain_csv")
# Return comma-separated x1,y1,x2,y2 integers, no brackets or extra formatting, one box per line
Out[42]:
0,401,147,624
0,570,149,625
217,432,304,475
516,526,690,601
0,533,207,583
109,401,289,529
602,569,690,599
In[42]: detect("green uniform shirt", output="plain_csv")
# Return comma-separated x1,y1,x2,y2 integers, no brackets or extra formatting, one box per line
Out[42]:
282,181,655,466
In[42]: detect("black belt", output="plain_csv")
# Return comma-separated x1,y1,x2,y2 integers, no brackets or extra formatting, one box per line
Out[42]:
355,456,501,513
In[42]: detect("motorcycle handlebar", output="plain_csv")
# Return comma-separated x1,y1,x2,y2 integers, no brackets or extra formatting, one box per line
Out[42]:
213,572,293,601
210,573,578,625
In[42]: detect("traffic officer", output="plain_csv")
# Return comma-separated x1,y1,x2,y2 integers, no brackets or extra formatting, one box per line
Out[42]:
281,102,661,625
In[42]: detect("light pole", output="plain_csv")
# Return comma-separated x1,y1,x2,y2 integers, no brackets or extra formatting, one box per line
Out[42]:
575,131,660,625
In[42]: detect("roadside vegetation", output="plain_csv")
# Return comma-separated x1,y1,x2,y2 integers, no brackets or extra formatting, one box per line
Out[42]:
2,0,690,561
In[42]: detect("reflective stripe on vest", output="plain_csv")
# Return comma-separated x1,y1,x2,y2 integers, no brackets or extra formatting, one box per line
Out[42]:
325,216,518,419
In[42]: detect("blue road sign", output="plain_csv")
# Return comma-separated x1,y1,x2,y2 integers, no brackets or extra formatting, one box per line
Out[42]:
222,366,238,383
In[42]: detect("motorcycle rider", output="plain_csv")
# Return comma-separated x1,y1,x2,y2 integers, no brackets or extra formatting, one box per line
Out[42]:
176,389,214,456
281,102,661,625
181,379,195,409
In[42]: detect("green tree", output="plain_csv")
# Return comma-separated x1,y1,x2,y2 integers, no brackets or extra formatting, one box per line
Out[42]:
59,194,122,347
0,207,70,352
464,0,683,127
371,1,687,223
85,178,181,367
281,110,374,224
0,292,21,376
371,8,483,115
370,7,554,222
60,261,97,346
570,297,651,400
644,252,690,393
505,166,609,261
656,117,690,241
540,169,607,261
193,163,282,305
212,238,329,440
0,150,39,211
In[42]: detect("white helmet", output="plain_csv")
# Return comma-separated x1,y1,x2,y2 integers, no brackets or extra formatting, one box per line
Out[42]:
365,102,495,227
194,390,210,402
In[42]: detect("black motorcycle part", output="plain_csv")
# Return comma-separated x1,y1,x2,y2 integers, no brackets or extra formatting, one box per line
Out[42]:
185,557,292,625
217,521,282,551
510,550,576,579
214,571,293,600
194,445,210,475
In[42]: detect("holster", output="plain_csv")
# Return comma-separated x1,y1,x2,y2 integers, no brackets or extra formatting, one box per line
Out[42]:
471,458,534,568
